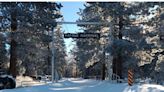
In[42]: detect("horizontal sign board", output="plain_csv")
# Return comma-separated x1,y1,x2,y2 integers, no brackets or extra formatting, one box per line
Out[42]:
64,33,100,39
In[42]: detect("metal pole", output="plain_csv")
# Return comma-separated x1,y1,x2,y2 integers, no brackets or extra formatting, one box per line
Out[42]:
108,19,113,81
57,21,110,25
51,28,55,83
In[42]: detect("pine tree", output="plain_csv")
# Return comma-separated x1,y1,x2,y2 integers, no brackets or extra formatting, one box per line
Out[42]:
77,2,164,81
0,2,63,77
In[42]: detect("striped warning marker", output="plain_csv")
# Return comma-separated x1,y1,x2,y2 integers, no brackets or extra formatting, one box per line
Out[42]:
128,69,134,86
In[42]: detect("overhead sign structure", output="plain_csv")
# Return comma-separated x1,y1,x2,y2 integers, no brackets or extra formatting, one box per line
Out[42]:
51,21,109,83
64,33,100,39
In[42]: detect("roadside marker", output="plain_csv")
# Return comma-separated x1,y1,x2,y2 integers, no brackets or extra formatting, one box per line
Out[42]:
128,68,134,86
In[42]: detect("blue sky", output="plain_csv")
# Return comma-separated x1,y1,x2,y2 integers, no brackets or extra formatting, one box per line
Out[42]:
60,2,85,53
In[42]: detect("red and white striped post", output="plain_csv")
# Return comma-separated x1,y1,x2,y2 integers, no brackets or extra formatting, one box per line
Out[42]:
128,68,134,86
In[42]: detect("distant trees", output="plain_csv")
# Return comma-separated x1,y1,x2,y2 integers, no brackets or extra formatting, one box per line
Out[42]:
53,26,67,77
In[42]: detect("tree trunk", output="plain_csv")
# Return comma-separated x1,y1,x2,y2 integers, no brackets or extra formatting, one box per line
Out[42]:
101,63,106,80
9,40,17,78
112,55,122,79
118,16,123,79
101,45,106,80
117,55,122,79
112,16,123,79
46,44,51,75
9,3,17,78
112,57,117,77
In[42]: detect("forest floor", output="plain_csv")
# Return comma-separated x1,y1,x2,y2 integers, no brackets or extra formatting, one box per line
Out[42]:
1,78,164,92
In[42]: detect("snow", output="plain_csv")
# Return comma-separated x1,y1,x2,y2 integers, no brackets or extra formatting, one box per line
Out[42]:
16,76,46,87
1,78,164,92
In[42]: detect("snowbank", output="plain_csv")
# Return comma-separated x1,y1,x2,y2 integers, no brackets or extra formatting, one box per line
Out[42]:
16,76,46,87
16,76,34,82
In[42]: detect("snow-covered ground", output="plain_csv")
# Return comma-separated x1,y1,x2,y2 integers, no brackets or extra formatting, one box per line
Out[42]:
1,78,164,92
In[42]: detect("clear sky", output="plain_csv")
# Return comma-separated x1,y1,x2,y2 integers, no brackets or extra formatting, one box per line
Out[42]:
60,2,85,53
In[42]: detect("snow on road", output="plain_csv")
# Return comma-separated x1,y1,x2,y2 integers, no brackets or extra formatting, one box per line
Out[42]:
0,78,164,92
